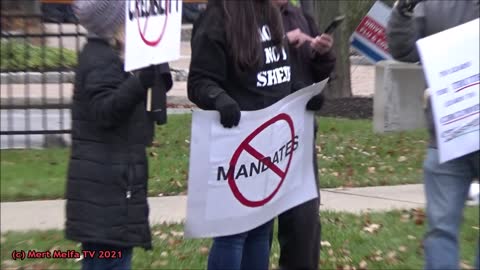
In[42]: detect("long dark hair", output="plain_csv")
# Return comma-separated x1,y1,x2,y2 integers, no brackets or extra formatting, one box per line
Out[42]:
209,0,285,72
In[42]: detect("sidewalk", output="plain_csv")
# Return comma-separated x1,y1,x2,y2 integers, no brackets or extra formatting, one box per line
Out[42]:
0,42,375,108
0,184,425,233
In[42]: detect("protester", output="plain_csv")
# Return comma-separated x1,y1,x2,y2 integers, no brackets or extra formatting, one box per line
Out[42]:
188,0,323,268
272,0,336,269
387,1,480,269
66,1,172,269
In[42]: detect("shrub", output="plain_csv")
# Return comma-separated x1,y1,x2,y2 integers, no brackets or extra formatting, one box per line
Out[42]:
0,41,77,72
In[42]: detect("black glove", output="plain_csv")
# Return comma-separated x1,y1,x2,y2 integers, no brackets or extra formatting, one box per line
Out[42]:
137,66,155,90
306,93,325,111
214,93,241,128
395,0,423,17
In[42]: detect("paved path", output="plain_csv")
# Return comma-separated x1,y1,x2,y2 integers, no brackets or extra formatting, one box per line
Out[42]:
0,184,425,233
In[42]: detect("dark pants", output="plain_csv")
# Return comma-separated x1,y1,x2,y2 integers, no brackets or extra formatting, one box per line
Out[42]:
277,128,321,270
81,243,133,270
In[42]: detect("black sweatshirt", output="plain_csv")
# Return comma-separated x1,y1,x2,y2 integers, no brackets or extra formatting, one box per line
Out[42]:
187,5,292,111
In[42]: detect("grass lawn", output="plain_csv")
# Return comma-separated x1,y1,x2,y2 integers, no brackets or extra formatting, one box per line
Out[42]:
1,207,478,270
0,114,428,202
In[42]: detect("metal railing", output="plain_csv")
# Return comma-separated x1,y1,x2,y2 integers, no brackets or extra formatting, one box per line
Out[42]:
0,13,86,148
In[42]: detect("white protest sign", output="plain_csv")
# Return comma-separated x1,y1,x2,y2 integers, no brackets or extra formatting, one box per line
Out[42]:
124,0,182,71
416,19,479,163
350,1,393,64
185,80,327,238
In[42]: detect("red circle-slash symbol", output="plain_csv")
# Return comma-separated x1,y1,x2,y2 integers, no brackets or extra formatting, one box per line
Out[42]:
227,113,295,208
135,0,169,47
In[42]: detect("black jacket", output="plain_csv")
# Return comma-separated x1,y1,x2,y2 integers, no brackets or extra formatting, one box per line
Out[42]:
66,38,171,249
188,5,292,111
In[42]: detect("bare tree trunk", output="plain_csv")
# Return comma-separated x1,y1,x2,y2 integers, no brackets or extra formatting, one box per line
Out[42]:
314,0,352,98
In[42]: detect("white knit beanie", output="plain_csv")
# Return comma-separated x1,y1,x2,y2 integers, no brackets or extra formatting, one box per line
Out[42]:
73,0,125,39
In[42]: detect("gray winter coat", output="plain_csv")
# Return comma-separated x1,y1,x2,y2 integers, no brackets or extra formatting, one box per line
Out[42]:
386,0,480,147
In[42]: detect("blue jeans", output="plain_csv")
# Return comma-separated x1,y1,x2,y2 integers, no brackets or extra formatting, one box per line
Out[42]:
208,220,273,270
81,243,133,270
423,148,479,270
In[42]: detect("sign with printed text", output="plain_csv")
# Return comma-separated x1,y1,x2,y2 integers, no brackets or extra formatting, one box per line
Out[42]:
417,19,480,163
350,1,392,64
124,0,182,71
185,81,327,238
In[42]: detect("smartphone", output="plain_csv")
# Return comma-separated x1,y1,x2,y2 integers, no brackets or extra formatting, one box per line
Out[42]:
324,15,346,34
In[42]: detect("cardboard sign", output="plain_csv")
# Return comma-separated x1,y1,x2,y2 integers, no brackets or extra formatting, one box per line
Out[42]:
185,80,328,238
416,19,480,163
124,0,182,71
350,1,393,64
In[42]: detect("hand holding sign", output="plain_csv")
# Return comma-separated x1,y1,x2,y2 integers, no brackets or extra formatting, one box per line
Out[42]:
215,93,241,128
125,0,183,71
185,80,328,238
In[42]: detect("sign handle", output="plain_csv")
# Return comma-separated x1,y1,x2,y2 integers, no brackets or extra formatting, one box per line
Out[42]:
148,65,168,125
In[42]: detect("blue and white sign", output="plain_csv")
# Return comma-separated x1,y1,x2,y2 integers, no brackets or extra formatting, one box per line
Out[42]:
350,1,393,64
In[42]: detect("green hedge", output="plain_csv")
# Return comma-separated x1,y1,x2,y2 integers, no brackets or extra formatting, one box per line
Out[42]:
0,41,77,72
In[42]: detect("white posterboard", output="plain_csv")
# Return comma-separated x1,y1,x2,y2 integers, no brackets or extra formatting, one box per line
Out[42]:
185,80,328,238
350,1,393,64
416,19,480,163
124,0,182,71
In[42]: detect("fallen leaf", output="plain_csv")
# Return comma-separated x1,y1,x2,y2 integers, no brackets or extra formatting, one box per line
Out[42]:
158,193,164,197
374,256,383,262
367,167,376,174
472,226,479,230
74,254,84,263
170,230,184,237
149,151,158,157
158,233,169,240
153,230,163,236
332,172,340,177
408,235,417,240
387,251,397,261
328,249,334,256
199,246,209,255
397,156,407,162
2,260,17,268
160,251,168,257
174,181,183,188
358,260,368,270
398,246,407,253
185,140,190,144
460,261,473,270
363,223,382,234
152,260,169,267
413,209,426,225
400,213,411,223
321,241,332,248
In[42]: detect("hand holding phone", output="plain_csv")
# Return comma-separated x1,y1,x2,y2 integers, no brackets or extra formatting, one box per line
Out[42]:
311,34,334,55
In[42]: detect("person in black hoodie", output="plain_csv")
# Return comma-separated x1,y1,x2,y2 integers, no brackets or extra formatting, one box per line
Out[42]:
67,1,172,270
188,0,324,269
272,1,336,269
